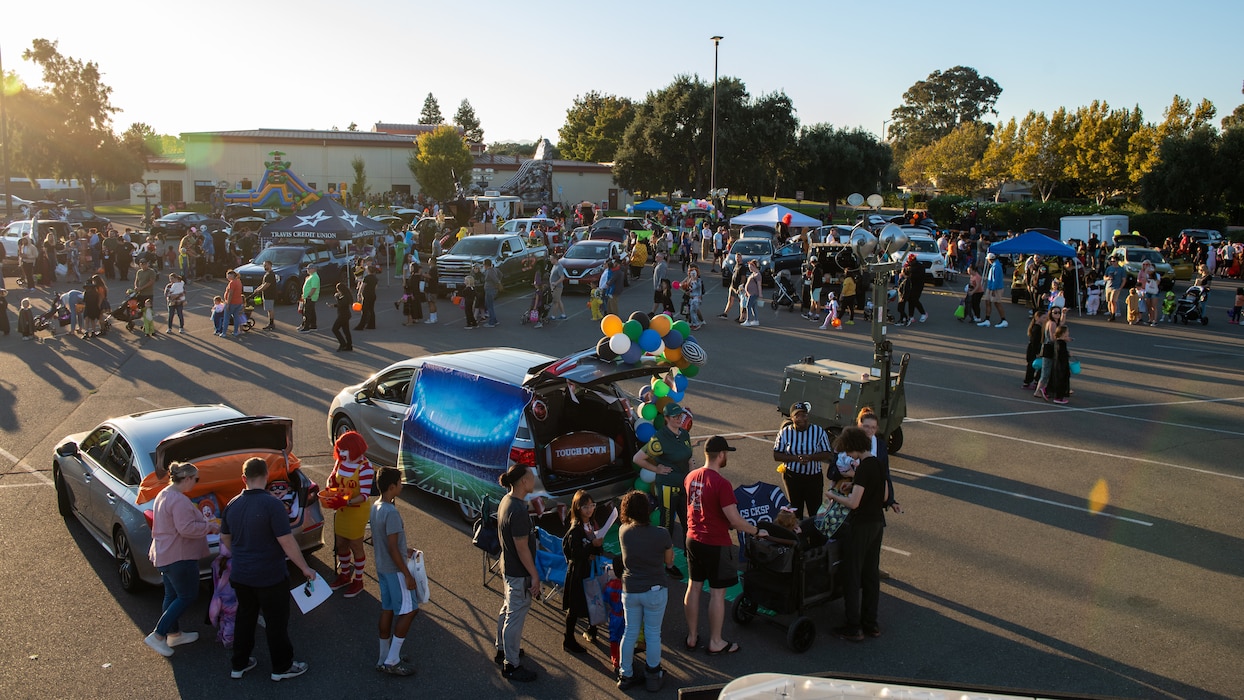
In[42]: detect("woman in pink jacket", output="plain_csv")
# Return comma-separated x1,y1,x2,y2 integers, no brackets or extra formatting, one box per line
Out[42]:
144,462,218,657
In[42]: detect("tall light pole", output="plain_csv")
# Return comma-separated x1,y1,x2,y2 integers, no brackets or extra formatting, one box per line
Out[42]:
710,35,723,196
882,118,892,142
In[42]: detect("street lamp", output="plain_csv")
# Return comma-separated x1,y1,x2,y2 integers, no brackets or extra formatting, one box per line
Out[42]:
882,118,892,142
710,35,723,195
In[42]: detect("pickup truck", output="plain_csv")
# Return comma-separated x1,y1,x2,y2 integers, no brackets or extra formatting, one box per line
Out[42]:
436,234,548,291
235,243,353,305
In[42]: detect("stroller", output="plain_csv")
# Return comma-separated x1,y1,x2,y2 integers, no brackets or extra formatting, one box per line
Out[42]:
110,289,142,332
731,524,843,653
1174,285,1209,326
769,269,801,312
33,293,72,333
521,284,552,328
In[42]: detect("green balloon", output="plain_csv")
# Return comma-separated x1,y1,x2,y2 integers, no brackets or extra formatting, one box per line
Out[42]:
682,364,700,378
623,319,643,341
634,477,649,492
649,508,662,526
653,380,670,397
653,414,666,430
640,403,658,420
672,320,692,338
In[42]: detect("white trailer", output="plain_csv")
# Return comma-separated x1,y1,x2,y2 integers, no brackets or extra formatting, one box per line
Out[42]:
1059,214,1129,244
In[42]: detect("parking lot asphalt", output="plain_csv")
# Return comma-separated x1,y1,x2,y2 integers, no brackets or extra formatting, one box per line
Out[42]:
1,267,1241,700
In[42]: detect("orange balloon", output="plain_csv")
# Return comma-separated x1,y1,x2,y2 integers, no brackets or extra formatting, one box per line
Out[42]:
664,346,683,362
675,358,691,369
601,314,623,336
654,395,672,410
832,318,841,328
650,314,672,337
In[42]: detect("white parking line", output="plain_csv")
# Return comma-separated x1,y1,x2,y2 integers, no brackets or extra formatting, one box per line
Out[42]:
893,468,1154,526
0,483,47,490
136,397,161,408
882,545,911,556
1153,344,1242,357
0,448,54,486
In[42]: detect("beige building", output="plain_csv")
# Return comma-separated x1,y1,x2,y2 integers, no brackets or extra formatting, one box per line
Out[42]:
136,126,630,212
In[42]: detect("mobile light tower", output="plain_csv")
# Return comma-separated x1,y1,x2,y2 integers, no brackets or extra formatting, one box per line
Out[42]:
709,35,722,195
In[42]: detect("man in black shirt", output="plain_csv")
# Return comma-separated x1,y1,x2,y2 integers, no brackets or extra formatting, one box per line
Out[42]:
255,260,278,330
825,427,887,641
493,464,539,683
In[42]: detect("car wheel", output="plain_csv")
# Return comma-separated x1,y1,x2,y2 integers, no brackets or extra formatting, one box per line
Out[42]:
113,528,141,593
458,501,480,523
886,426,904,455
54,467,72,518
283,280,301,306
332,415,356,443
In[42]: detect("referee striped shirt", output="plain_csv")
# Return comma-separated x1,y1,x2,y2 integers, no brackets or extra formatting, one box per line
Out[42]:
773,423,832,475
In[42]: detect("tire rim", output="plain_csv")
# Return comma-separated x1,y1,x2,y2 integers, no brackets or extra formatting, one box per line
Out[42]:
114,531,136,589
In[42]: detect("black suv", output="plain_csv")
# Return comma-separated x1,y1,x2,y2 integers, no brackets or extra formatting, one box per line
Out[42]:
588,216,661,243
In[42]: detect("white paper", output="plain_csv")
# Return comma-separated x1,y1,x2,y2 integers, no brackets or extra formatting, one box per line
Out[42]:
291,573,332,614
594,508,619,539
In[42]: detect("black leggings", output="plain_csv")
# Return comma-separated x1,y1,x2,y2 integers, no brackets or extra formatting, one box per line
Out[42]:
332,318,352,348
781,470,824,520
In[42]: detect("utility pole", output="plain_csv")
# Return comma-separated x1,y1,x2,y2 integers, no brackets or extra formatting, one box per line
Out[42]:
710,36,723,195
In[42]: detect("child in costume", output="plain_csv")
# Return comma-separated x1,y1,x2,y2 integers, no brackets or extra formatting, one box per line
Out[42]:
818,292,840,330
328,430,376,598
605,555,625,671
1160,290,1177,323
141,298,157,337
588,284,604,320
1125,288,1143,325
1085,284,1102,316
18,298,35,340
1230,288,1244,324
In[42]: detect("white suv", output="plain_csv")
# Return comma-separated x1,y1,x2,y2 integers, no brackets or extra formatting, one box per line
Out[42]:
890,230,947,286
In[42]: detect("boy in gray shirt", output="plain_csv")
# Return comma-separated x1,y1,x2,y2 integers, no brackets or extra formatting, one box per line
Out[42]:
370,467,418,676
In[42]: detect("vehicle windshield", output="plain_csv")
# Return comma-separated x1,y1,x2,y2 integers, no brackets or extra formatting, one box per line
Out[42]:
498,221,526,233
252,248,307,266
565,242,611,259
906,238,938,253
449,238,499,256
1126,249,1166,265
731,240,772,256
160,212,196,221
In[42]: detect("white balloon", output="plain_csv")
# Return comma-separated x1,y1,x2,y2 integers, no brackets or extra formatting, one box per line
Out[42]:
639,469,657,483
609,333,632,354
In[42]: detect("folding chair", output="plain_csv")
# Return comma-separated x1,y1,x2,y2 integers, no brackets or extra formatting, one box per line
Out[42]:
534,526,567,608
471,498,502,589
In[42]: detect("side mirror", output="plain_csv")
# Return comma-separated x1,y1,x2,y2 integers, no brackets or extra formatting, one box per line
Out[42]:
354,389,372,405
56,441,80,458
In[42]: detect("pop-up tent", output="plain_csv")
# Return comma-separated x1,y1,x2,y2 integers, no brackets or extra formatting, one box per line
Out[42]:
261,197,388,242
730,204,820,228
989,231,1082,314
632,198,667,212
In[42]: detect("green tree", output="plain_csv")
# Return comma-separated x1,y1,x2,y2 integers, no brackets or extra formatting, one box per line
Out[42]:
1012,109,1071,202
899,144,935,190
1219,126,1244,223
487,142,536,158
1065,100,1142,204
350,156,368,203
557,91,636,162
923,122,989,195
794,124,892,207
738,91,799,199
18,39,126,206
408,125,473,201
453,99,484,143
419,93,443,125
888,66,1002,157
1139,127,1223,215
972,117,1018,201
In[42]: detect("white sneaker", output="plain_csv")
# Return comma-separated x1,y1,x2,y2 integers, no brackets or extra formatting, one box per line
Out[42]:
166,631,198,647
231,657,258,679
996,320,1009,328
271,661,308,682
144,632,174,657
919,314,928,323
977,320,991,327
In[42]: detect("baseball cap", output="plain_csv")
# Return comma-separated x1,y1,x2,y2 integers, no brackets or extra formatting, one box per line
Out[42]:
705,436,736,453
790,401,811,415
986,252,997,259
663,403,685,418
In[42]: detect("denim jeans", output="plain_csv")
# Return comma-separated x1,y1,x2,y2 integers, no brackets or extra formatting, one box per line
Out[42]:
155,559,200,636
495,575,532,666
619,586,667,676
485,288,498,325
226,303,243,335
745,294,759,323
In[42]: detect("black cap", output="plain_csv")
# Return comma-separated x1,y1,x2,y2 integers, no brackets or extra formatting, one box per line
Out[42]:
705,436,736,453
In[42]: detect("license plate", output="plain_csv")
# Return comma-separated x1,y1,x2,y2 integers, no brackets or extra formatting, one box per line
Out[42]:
569,279,579,285
243,286,254,293
444,282,456,290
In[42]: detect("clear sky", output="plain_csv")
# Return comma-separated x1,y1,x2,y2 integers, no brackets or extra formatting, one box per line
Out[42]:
2,0,1240,145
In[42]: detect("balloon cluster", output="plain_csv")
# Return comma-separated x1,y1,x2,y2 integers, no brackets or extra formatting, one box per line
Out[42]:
625,204,634,214
679,199,715,214
596,311,707,374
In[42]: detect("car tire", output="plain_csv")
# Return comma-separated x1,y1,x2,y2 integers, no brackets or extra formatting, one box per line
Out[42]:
332,415,356,443
886,426,904,455
457,501,480,523
113,528,142,593
283,280,301,306
54,467,72,518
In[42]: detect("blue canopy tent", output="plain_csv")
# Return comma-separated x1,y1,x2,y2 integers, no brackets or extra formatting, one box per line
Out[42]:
730,204,820,228
632,198,667,212
989,231,1082,314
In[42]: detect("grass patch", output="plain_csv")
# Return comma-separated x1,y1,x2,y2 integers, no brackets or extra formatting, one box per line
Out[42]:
94,204,146,216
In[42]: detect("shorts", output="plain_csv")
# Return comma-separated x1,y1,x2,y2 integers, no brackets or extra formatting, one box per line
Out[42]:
262,299,274,312
378,571,418,615
653,290,664,304
984,288,1003,303
685,538,738,589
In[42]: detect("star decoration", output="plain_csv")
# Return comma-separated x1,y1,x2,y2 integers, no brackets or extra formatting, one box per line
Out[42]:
339,213,360,228
296,210,332,228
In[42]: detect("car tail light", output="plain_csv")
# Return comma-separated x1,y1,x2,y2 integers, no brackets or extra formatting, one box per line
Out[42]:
142,510,155,529
509,446,536,468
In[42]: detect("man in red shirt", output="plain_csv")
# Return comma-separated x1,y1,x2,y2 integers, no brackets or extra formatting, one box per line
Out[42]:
223,270,245,338
682,436,767,656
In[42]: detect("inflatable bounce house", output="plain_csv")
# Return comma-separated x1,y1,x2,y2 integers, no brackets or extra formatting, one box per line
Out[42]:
224,151,337,211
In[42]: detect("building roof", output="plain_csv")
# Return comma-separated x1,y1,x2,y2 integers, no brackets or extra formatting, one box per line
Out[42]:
373,122,457,136
181,128,419,146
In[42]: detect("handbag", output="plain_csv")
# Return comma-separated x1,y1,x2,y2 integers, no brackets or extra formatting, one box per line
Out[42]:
954,303,965,319
582,564,610,627
406,550,431,604
1069,358,1082,375
745,537,795,573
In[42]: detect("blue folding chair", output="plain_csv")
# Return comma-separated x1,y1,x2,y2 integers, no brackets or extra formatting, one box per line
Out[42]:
534,527,567,607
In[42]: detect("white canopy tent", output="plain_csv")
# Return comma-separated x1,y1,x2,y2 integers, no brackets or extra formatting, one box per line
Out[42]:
729,204,821,228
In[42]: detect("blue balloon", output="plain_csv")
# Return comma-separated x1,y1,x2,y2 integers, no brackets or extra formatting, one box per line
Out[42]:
663,329,685,349
684,335,697,346
668,389,684,402
638,328,662,353
673,374,689,392
622,345,643,364
635,422,656,443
